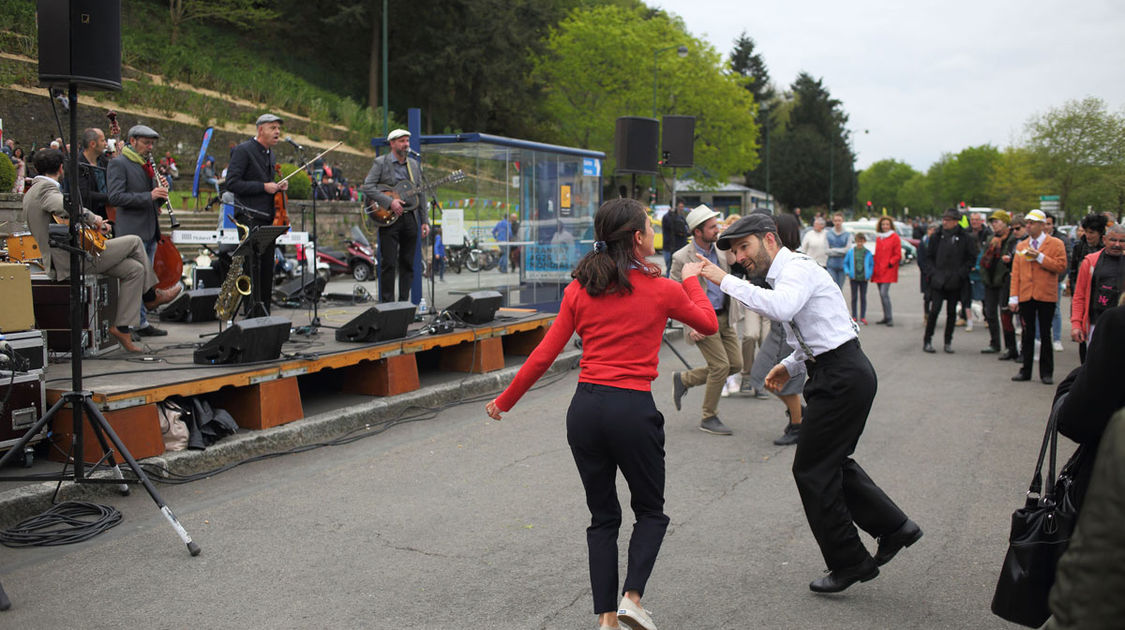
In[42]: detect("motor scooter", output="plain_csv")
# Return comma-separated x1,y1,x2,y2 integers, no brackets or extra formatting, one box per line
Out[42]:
315,226,377,282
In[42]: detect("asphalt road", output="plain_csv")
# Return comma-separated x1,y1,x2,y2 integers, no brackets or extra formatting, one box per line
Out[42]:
0,264,1077,629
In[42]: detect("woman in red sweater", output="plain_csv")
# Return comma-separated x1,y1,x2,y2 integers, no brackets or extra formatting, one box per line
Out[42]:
871,216,902,326
486,198,717,630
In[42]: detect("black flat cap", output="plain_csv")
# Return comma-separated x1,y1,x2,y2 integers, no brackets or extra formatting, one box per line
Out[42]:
717,214,777,250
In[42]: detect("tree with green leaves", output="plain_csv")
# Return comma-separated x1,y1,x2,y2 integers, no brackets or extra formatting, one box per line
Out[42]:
1026,96,1125,220
988,147,1047,213
767,73,854,210
730,32,778,197
533,5,758,188
857,159,918,214
167,0,279,46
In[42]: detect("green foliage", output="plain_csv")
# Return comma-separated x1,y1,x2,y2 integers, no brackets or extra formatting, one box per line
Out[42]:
278,163,311,200
765,73,854,210
988,147,1048,213
533,5,758,186
857,159,919,213
0,153,16,192
1025,96,1125,219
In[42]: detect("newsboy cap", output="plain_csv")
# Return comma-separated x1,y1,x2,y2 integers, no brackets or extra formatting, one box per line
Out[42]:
255,113,283,125
127,124,159,139
387,129,411,141
717,214,778,250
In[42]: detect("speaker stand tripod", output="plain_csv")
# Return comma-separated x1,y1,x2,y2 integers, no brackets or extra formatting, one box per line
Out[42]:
0,86,201,565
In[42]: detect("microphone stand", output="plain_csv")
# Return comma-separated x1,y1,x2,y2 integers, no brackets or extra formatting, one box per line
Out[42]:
412,151,438,315
290,142,322,334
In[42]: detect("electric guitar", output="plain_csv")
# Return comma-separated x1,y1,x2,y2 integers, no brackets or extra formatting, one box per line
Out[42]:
364,170,466,227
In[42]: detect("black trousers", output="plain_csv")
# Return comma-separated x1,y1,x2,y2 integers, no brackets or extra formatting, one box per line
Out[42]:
924,287,960,344
983,285,1004,348
567,383,669,614
377,216,419,302
1019,299,1055,378
794,340,908,570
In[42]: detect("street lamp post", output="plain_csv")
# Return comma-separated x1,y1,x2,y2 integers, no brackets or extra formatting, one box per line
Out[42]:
651,44,688,205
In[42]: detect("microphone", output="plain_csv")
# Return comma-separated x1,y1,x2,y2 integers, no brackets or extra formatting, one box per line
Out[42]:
408,149,422,160
285,137,304,151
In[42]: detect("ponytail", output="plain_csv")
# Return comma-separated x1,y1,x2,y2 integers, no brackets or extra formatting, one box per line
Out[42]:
572,198,659,297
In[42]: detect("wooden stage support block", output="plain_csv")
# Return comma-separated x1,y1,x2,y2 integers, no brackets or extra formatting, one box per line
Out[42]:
340,353,420,397
210,376,303,431
439,337,505,374
50,403,165,464
502,325,548,356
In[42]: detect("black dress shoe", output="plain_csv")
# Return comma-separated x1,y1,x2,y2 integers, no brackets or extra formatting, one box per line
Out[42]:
809,558,879,593
1041,376,1054,385
1011,373,1032,382
875,519,923,566
998,351,1018,361
875,318,888,325
923,342,936,353
884,320,894,327
943,344,954,353
981,346,1000,354
135,324,168,337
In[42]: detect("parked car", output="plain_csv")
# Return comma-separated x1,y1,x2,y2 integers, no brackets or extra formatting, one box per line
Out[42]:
841,219,915,265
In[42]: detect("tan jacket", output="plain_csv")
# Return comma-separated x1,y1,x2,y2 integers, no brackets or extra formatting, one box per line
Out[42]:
669,240,732,344
20,176,97,280
1009,233,1067,303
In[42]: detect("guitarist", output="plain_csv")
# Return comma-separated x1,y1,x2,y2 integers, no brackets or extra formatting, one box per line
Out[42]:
360,128,430,302
21,149,179,353
107,124,170,337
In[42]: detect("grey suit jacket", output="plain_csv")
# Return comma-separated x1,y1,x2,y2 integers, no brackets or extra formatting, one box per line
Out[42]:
359,152,428,227
107,155,159,242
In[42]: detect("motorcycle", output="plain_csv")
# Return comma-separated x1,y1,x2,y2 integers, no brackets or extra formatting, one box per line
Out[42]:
446,236,498,273
316,226,376,282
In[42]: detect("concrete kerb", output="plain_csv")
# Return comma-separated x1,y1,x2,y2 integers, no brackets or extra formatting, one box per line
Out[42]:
0,349,582,531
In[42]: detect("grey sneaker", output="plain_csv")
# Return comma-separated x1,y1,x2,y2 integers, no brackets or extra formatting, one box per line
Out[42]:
618,596,657,630
672,372,686,411
699,416,733,436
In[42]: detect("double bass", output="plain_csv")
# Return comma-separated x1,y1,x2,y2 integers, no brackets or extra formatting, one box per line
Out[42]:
146,153,184,290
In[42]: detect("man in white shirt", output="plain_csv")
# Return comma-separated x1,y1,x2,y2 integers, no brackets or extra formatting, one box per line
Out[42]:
799,216,830,267
693,214,921,594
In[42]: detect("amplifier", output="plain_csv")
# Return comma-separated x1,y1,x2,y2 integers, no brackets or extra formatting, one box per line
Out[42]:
0,371,47,452
0,329,47,376
32,275,120,356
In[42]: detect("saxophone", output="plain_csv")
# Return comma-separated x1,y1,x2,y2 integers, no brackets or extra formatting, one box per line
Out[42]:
214,217,253,323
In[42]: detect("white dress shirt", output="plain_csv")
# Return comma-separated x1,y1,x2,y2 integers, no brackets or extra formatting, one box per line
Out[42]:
719,247,858,377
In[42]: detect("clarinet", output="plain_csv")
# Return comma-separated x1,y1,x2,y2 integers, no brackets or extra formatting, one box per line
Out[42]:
146,155,181,229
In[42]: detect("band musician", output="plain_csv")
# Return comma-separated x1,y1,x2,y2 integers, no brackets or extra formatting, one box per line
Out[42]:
22,149,179,353
360,128,430,303
224,113,289,315
107,124,170,337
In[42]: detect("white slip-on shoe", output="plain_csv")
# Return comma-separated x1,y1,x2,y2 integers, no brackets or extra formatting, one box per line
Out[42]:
617,597,656,630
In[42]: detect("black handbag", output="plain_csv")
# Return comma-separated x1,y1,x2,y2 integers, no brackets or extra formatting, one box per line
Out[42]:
990,395,1082,627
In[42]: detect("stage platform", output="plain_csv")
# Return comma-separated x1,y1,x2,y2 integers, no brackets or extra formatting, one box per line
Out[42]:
36,302,555,463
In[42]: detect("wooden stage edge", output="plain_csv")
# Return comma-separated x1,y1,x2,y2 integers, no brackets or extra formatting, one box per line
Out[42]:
42,309,555,463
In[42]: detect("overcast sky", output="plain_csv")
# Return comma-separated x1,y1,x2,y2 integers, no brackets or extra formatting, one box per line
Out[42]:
652,0,1125,171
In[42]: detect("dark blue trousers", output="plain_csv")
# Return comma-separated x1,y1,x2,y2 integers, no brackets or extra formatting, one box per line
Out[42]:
567,383,669,614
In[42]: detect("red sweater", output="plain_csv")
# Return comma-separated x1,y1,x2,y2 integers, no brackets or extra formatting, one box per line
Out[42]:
494,270,718,411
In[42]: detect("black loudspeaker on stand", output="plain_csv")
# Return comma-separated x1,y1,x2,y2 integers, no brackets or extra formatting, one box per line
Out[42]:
614,117,659,175
273,275,327,303
661,115,695,168
0,5,200,613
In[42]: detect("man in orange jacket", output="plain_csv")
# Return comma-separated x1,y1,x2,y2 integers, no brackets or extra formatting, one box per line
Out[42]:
1009,209,1068,384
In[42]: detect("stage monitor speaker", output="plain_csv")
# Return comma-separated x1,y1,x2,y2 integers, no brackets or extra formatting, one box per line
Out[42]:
447,290,503,325
335,302,416,343
273,275,327,303
614,116,659,175
661,116,696,168
160,288,219,323
193,316,290,365
37,0,123,91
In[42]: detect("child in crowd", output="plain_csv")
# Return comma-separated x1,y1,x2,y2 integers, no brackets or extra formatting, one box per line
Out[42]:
844,232,874,323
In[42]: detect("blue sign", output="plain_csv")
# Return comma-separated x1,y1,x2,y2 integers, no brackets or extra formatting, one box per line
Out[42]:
191,127,214,198
582,158,601,177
